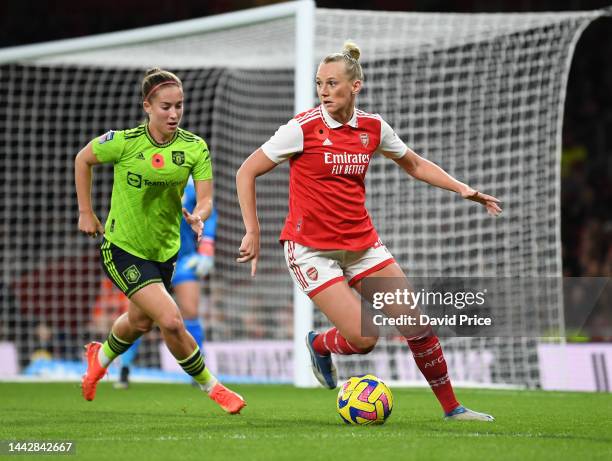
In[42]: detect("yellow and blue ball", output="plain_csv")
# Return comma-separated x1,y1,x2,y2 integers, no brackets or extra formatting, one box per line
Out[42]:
337,374,393,425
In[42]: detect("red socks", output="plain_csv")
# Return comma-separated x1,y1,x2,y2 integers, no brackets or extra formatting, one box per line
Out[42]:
312,328,369,355
407,335,460,413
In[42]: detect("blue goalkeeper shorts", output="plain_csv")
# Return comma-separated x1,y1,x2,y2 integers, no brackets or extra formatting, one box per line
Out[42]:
171,256,198,286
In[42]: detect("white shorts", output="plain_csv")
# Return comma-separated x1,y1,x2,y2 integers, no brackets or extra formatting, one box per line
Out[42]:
283,239,395,298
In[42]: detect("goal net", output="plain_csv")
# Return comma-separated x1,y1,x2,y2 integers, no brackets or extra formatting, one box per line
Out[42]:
0,2,604,387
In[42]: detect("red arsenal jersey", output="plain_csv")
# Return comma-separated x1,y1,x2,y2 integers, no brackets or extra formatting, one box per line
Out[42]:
261,105,407,251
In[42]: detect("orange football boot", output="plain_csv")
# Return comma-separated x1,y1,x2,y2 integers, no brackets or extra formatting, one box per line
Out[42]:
81,342,108,401
208,383,246,414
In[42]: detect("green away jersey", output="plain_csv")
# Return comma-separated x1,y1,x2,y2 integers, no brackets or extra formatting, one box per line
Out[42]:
92,124,212,262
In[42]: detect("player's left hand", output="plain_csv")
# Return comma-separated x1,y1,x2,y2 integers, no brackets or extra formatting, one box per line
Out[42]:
461,187,502,216
182,207,204,240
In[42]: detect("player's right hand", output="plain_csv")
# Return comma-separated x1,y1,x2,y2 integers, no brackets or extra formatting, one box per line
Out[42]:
78,211,104,238
237,231,259,277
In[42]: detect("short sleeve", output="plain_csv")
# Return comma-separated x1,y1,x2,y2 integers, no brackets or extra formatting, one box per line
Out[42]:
91,130,125,163
261,119,303,164
191,140,213,181
376,118,408,159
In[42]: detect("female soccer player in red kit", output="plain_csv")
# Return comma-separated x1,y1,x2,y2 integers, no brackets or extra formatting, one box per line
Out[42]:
236,42,501,420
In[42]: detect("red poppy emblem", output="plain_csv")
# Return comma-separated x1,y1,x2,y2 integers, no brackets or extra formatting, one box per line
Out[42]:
152,153,165,169
313,123,329,141
306,267,318,281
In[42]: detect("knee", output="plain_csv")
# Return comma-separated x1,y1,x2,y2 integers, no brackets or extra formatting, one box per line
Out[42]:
347,336,378,354
124,312,153,335
132,318,154,334
157,315,184,336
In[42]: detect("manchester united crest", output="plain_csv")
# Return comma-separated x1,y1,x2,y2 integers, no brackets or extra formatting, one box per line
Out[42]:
172,151,185,166
359,133,369,147
122,265,141,284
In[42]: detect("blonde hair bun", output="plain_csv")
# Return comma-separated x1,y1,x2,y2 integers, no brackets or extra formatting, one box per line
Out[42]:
343,41,361,61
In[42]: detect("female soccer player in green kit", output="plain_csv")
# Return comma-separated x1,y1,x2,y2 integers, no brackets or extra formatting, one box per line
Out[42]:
75,68,245,414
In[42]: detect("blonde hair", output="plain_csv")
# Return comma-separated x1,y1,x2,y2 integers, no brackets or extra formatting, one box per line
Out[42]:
141,67,182,102
321,40,363,81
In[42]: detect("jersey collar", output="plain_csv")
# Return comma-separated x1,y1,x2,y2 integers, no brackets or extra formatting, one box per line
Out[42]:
320,105,358,129
145,123,179,148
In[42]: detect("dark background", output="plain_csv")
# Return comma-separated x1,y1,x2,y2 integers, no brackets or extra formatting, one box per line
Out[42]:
1,0,610,279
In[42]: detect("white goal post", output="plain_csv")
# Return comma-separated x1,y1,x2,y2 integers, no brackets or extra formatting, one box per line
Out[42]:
0,1,605,388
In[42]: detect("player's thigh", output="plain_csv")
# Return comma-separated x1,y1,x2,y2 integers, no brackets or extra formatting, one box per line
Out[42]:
130,283,184,334
173,281,200,318
352,261,427,338
127,300,155,332
351,261,406,297
311,280,369,341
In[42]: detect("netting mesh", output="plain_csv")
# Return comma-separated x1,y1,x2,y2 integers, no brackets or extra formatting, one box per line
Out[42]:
0,7,603,386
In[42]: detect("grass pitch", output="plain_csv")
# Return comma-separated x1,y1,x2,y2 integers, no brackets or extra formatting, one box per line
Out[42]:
1,383,611,461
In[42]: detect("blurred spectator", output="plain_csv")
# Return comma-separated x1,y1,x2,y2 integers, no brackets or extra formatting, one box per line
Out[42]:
90,278,129,337
30,323,54,362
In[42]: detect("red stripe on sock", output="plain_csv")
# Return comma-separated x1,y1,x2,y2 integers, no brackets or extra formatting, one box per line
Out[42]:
407,335,460,414
312,328,368,356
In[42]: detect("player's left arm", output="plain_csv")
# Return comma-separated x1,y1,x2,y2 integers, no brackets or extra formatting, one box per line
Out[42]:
376,117,501,216
182,179,213,241
391,148,502,216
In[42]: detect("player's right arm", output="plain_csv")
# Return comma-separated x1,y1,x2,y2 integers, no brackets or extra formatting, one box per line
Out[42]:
75,130,125,238
235,149,277,277
235,119,303,277
75,142,105,238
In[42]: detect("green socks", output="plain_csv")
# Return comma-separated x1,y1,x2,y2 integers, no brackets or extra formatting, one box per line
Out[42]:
99,332,133,367
177,347,218,392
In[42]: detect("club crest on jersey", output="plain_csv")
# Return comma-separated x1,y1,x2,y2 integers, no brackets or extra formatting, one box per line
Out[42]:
306,267,318,281
152,153,165,169
98,130,115,144
172,151,185,166
360,133,369,147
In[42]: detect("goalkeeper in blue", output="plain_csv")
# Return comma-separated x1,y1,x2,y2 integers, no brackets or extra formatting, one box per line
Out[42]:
115,179,217,388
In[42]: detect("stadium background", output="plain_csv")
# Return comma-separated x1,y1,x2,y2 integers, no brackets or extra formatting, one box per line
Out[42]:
2,0,608,274
0,4,610,460
0,0,609,377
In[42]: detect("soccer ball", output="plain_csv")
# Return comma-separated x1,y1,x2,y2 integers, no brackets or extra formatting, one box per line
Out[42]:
336,374,393,425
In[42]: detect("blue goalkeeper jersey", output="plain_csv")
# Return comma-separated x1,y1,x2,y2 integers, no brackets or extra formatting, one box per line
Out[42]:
178,178,217,260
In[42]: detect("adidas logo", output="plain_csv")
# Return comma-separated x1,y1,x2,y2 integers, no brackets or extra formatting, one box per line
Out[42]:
323,138,333,146
136,152,145,160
